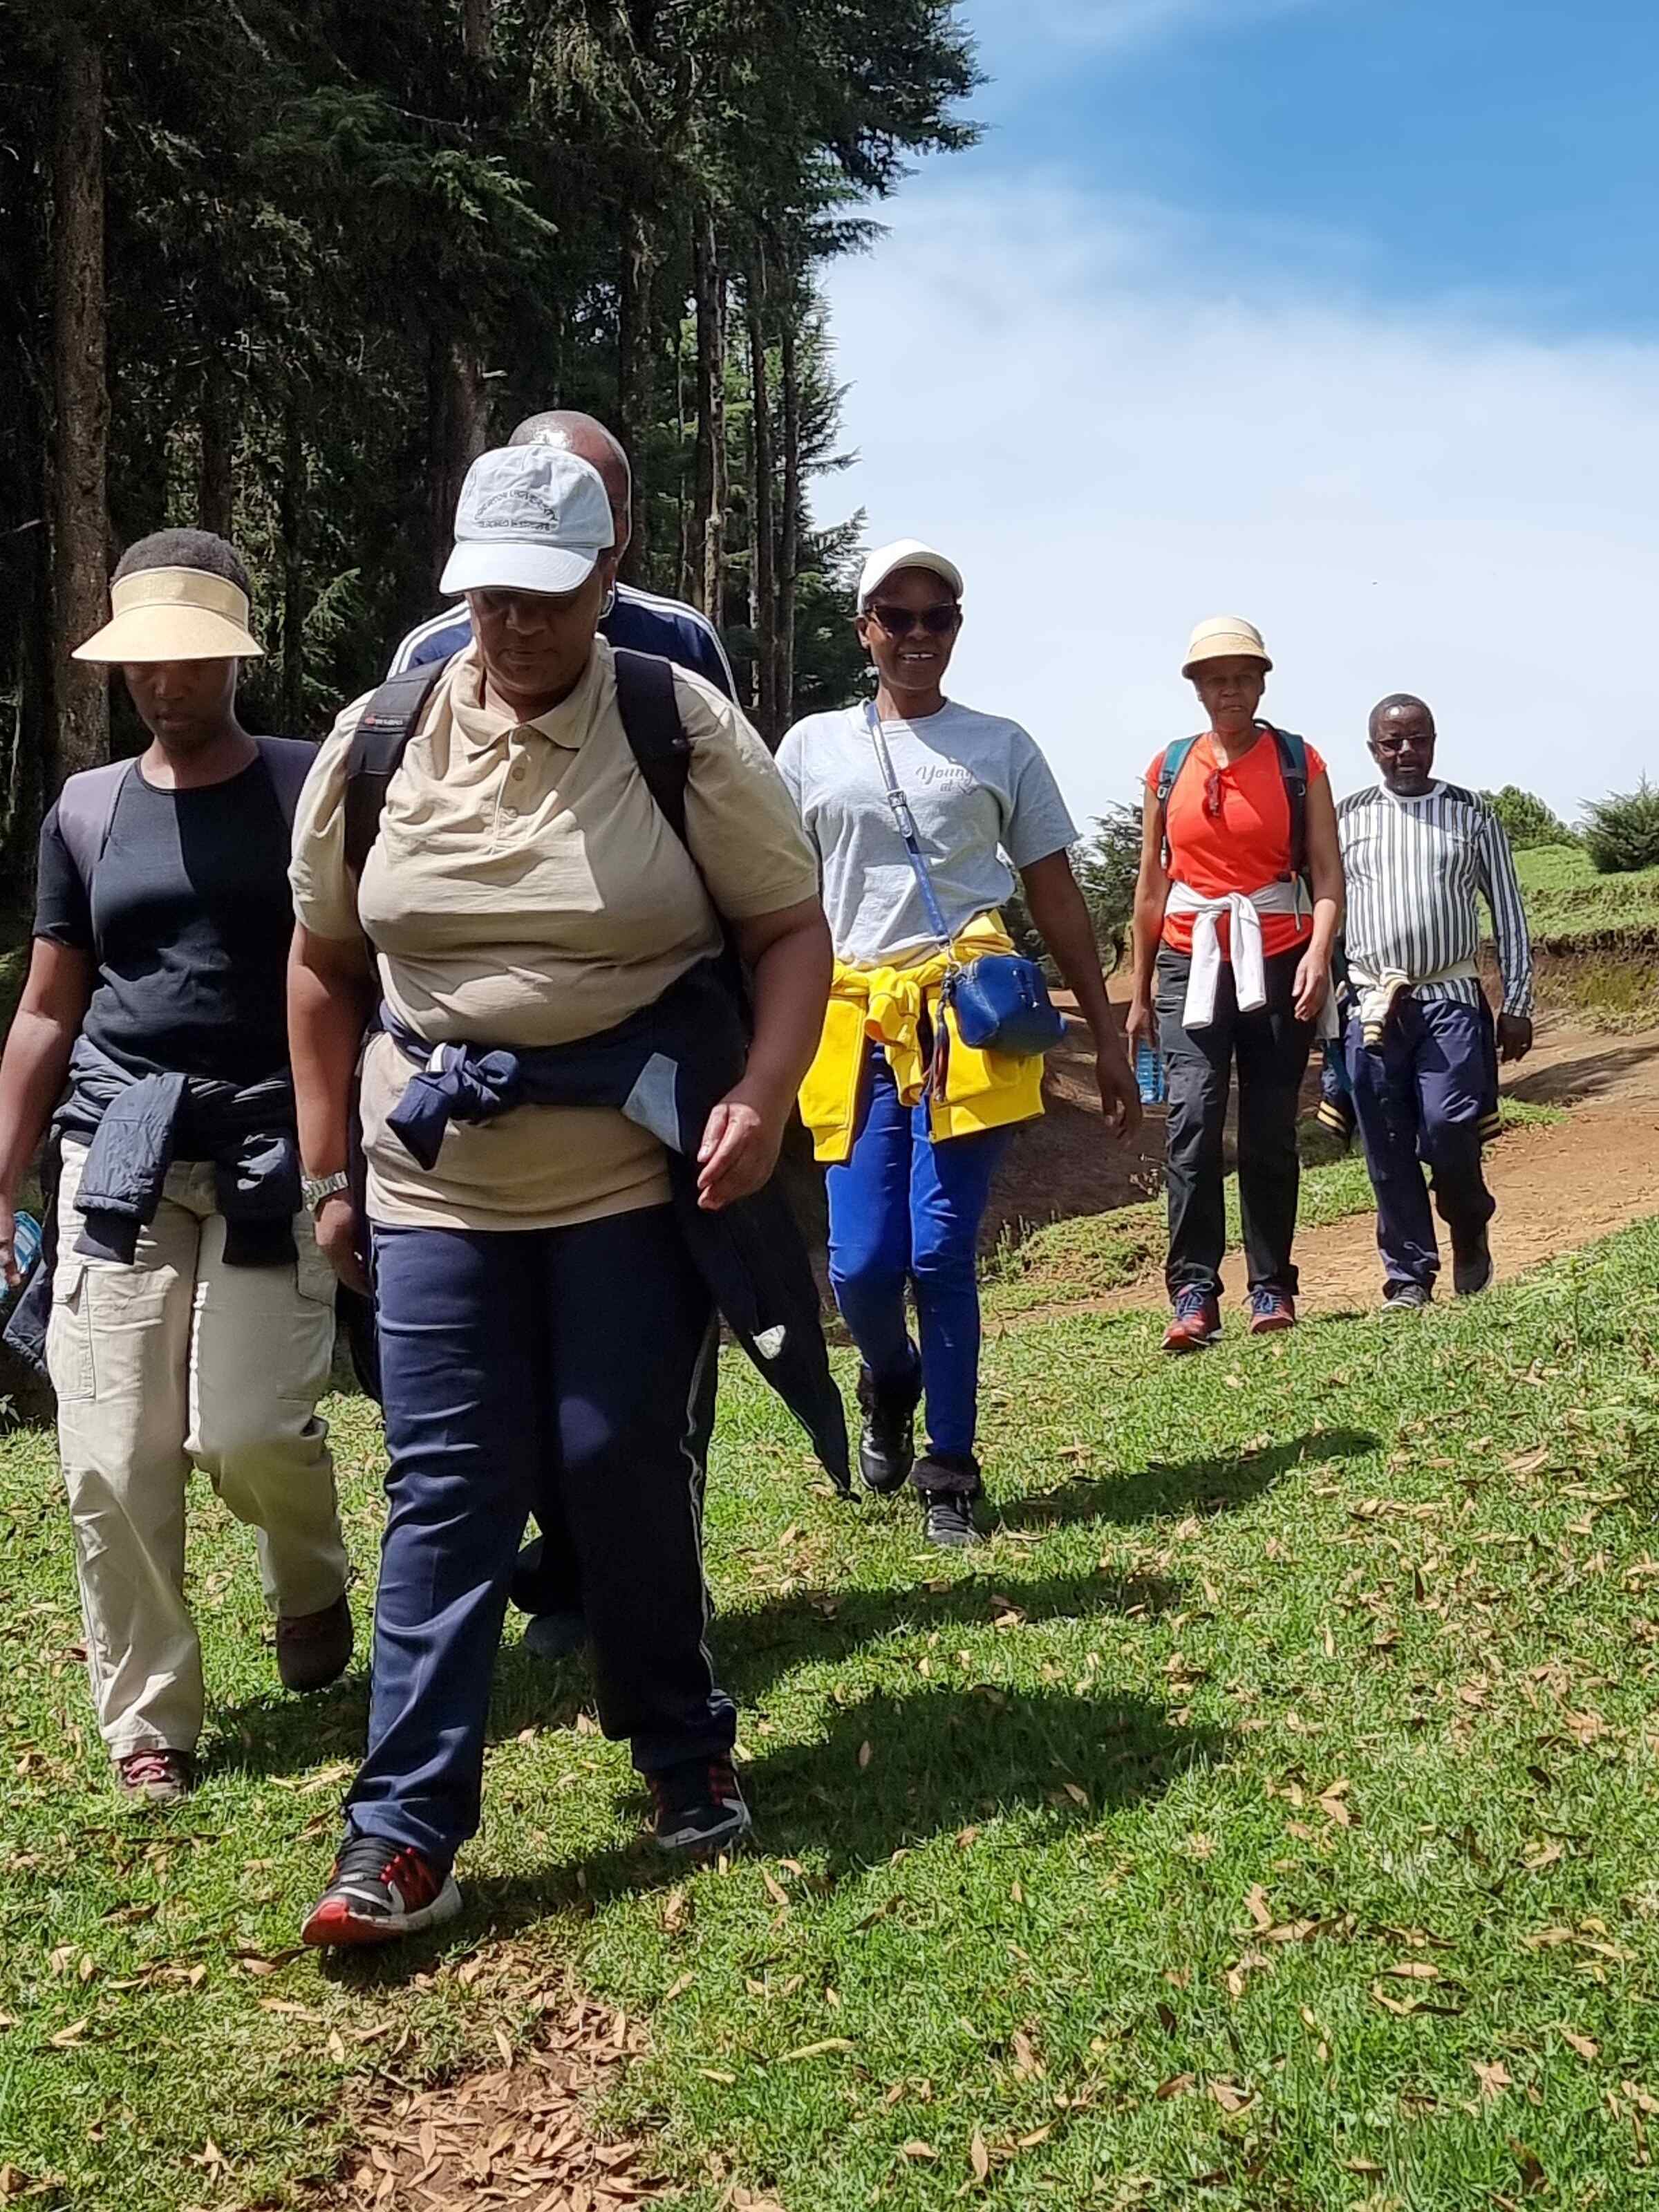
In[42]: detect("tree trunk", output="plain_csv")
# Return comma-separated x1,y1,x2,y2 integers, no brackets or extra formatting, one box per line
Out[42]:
428,328,488,578
615,212,653,583
198,354,234,536
691,212,726,621
50,20,108,782
279,395,306,734
745,269,777,742
461,0,494,58
778,310,801,733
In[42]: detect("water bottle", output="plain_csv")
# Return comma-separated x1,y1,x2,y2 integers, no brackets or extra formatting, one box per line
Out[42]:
1135,1038,1167,1105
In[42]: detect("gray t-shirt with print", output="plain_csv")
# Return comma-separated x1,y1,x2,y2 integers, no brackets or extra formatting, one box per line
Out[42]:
776,700,1078,966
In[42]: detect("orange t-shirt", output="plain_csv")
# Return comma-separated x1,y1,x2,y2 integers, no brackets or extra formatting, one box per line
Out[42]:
1145,728,1326,959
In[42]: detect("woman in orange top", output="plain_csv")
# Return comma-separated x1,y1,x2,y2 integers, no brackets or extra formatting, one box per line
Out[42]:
1126,617,1343,1349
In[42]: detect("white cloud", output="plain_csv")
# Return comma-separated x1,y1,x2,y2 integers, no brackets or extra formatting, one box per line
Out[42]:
821,177,1659,821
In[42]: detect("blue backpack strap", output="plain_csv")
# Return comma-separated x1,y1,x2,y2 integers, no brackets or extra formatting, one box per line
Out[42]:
343,658,451,877
1154,733,1201,868
53,759,135,897
1268,725,1309,878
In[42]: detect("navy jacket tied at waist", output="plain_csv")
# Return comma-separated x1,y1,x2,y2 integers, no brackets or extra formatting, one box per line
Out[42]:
379,960,850,1492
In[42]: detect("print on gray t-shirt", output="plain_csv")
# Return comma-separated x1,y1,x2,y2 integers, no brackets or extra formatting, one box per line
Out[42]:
776,701,1078,967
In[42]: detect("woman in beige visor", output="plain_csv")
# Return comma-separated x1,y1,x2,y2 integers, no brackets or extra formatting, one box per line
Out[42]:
0,530,353,1808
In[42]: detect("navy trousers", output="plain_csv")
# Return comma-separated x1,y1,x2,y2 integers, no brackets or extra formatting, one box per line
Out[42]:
826,1046,1010,1464
348,1204,732,1866
1344,997,1498,1291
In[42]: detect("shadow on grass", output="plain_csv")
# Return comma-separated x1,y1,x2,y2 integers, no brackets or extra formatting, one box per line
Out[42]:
327,1683,1223,1988
993,1424,1380,1532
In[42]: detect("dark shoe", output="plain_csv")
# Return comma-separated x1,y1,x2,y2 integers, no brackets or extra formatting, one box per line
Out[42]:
523,1607,586,1662
856,1360,921,1496
117,1748,194,1806
1452,1228,1494,1297
648,1756,751,1857
1381,1281,1432,1317
1248,1287,1297,1335
301,1832,461,1948
912,1451,984,1549
276,1592,354,1694
1163,1286,1223,1353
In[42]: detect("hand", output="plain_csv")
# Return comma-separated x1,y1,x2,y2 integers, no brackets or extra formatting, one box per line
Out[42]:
1094,1041,1143,1141
1497,1012,1534,1064
1292,950,1332,1027
313,1191,370,1295
697,1085,788,1212
0,1197,17,1293
1125,993,1156,1058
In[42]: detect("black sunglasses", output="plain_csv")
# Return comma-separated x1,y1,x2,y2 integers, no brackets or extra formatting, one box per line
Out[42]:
865,601,959,637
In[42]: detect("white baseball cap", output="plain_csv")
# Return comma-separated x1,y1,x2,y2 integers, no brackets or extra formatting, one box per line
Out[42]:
859,537,964,609
440,444,615,599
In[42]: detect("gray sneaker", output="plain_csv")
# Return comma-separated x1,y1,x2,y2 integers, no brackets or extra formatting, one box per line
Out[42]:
1381,1281,1432,1317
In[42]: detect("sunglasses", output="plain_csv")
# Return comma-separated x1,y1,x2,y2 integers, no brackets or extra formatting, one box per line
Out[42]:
865,601,959,637
1371,732,1429,754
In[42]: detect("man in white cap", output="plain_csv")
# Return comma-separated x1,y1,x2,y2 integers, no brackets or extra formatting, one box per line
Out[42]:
778,540,1139,1548
289,446,830,1940
1338,693,1533,1313
1127,617,1344,1349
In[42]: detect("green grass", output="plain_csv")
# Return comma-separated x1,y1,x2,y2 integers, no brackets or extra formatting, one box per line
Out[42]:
983,1097,1562,1318
6,1217,1659,2208
1515,845,1659,946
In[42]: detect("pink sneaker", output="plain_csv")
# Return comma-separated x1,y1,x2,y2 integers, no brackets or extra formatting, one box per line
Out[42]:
117,1748,194,1806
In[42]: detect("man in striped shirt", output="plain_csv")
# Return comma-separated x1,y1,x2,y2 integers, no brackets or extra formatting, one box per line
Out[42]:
1337,695,1534,1312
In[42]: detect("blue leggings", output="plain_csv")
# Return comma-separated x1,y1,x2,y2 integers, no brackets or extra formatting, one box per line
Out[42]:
826,1047,1010,1461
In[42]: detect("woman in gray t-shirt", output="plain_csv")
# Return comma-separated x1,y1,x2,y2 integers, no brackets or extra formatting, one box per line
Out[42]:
777,540,1139,1546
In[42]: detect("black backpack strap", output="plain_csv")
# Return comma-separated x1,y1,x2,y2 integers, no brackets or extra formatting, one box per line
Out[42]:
253,735,319,827
1268,724,1310,879
612,647,693,852
343,658,451,877
54,759,134,894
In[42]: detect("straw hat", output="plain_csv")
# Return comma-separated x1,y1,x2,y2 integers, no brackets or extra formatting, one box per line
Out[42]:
1181,615,1271,679
73,567,263,664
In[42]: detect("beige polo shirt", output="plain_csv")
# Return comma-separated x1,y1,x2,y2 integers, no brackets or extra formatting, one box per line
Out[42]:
290,640,819,1231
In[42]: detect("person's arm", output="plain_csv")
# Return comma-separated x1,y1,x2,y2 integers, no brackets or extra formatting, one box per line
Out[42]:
697,896,832,1210
1291,772,1344,1024
288,926,375,1291
1018,849,1141,1139
1126,791,1171,1056
1474,809,1535,1059
0,940,93,1286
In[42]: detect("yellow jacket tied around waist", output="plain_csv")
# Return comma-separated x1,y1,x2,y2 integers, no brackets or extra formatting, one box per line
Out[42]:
799,914,1047,1164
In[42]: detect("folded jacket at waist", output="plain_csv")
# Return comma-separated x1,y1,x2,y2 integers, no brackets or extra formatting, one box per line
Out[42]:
1164,880,1334,1037
1347,955,1481,1046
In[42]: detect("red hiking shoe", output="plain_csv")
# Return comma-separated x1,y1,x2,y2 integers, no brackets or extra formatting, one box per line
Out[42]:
1248,1287,1297,1335
1163,1287,1223,1354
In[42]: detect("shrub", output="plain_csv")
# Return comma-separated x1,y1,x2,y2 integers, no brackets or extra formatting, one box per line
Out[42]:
1583,779,1659,875
1479,785,1579,850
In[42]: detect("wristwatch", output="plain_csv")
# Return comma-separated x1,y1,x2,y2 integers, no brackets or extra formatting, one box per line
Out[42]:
301,1170,350,1214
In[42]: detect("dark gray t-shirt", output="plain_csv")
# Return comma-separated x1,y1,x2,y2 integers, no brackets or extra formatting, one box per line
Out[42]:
33,753,298,1086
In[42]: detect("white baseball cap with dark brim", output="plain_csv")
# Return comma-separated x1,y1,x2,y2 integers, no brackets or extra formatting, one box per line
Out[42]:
859,537,965,608
73,568,263,663
1182,615,1272,678
440,444,615,599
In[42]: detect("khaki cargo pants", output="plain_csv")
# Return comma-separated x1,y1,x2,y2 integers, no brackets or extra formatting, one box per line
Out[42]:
47,1141,350,1759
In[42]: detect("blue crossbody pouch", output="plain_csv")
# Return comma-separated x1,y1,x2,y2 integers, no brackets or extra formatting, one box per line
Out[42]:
865,703,1066,1060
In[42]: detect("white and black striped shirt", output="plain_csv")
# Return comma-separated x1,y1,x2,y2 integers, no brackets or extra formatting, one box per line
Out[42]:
1338,782,1533,1016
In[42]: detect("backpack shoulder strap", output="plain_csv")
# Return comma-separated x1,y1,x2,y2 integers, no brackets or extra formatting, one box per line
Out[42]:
343,659,450,877
1154,734,1201,868
54,759,134,893
254,735,319,827
612,647,693,852
1268,724,1310,877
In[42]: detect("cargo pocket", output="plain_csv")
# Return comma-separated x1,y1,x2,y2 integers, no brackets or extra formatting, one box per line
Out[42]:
294,1219,340,1310
45,1257,95,1403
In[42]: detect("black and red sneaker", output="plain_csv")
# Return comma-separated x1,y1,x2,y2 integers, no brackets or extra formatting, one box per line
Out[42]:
648,1756,751,1857
301,1831,461,1948
1163,1286,1223,1354
1248,1286,1297,1335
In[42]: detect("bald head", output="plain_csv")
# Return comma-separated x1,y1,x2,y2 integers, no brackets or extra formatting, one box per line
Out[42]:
1368,693,1437,796
509,411,632,552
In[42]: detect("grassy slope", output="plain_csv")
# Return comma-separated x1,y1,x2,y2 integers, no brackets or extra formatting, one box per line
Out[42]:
1515,845,1659,945
984,1097,1559,1318
4,1220,1659,2209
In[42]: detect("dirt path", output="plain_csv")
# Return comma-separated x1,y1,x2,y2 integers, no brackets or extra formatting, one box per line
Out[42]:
1060,1016,1659,1321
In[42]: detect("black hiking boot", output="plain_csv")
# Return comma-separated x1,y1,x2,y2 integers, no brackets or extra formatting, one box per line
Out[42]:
913,1451,984,1550
856,1360,922,1497
1452,1226,1494,1297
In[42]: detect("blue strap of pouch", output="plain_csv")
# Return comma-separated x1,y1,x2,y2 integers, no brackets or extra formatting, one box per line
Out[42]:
863,702,1065,1061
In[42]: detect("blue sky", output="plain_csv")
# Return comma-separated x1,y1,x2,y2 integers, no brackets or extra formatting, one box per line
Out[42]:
825,0,1659,818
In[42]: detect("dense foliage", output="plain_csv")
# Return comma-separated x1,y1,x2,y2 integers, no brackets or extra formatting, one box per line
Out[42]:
0,0,979,872
1479,784,1580,851
1583,778,1659,876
